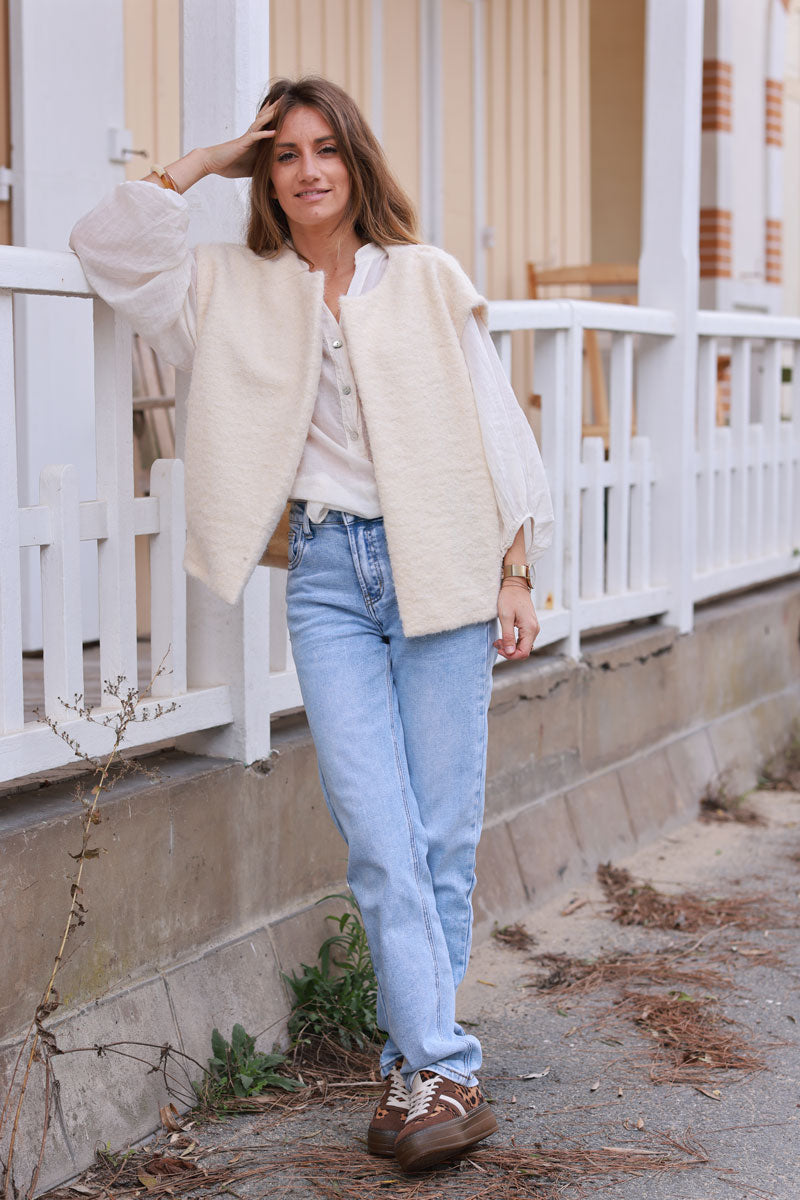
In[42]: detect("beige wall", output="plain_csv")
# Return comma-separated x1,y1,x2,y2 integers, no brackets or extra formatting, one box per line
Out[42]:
485,0,591,300
589,0,644,266
123,0,180,182
269,0,373,111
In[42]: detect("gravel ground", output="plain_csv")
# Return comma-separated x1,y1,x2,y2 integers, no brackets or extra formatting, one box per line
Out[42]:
41,787,800,1200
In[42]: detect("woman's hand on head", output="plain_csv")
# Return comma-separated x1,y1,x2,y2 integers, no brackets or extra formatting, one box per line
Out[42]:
202,99,280,179
494,579,540,660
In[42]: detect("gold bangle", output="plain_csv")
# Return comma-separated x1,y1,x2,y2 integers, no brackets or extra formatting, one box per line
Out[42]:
501,563,534,589
151,164,179,193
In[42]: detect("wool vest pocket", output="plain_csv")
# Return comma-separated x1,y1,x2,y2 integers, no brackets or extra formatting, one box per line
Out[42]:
258,501,291,569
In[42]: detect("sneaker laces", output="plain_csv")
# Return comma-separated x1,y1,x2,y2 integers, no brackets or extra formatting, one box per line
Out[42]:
386,1063,410,1110
406,1073,441,1121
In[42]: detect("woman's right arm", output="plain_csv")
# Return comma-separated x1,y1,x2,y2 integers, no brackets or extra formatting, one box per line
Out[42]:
68,100,280,372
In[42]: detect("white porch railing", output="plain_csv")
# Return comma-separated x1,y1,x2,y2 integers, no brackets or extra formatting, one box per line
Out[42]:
2,250,800,787
489,299,676,659
0,251,232,785
694,311,800,602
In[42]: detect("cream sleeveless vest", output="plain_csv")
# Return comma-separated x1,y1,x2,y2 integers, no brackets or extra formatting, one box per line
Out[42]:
183,241,503,637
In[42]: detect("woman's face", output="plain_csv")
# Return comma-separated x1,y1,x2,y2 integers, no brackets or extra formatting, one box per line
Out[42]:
269,105,352,236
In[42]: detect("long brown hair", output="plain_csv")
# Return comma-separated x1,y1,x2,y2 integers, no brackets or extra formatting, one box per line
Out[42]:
247,75,419,257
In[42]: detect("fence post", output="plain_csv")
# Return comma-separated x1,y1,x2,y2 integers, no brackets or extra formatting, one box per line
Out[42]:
93,301,139,704
0,290,23,734
149,458,187,698
636,0,704,634
175,0,273,763
39,464,84,721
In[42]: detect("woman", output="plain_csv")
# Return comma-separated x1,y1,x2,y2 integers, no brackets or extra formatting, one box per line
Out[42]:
70,75,553,1174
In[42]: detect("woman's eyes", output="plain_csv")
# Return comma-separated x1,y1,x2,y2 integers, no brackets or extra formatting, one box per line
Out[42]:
276,145,338,163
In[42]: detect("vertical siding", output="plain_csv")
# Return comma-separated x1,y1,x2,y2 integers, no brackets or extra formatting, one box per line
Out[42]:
483,0,590,411
526,2,547,270
485,0,590,300
441,0,474,272
380,0,420,209
270,0,372,114
123,0,180,182
589,0,645,265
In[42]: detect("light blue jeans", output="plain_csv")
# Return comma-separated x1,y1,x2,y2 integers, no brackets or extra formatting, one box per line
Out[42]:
285,502,496,1087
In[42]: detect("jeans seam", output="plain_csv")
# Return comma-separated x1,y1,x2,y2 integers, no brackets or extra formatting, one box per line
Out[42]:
459,620,493,1083
384,645,444,1040
345,522,383,629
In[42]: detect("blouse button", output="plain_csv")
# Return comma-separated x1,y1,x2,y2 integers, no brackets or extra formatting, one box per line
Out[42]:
332,339,343,349
342,385,352,395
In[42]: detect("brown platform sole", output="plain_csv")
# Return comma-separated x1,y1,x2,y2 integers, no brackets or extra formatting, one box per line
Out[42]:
366,1127,399,1157
394,1103,498,1172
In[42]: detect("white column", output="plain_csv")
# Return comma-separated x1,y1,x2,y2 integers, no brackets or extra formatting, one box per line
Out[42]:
699,0,735,310
637,0,704,634
764,0,787,311
9,0,128,650
176,0,272,763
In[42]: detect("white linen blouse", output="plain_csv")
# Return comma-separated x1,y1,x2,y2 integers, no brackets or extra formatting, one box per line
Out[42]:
69,181,554,566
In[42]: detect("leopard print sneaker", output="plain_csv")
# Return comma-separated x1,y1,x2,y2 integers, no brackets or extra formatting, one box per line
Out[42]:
366,1058,410,1157
394,1070,498,1172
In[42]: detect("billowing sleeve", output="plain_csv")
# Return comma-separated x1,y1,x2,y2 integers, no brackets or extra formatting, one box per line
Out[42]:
461,311,555,568
69,180,197,373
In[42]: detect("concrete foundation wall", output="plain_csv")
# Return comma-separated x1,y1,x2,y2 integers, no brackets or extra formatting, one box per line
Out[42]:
2,580,799,1192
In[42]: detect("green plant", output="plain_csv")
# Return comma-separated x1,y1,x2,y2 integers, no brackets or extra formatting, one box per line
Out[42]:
96,1141,136,1170
197,1025,301,1104
284,893,380,1051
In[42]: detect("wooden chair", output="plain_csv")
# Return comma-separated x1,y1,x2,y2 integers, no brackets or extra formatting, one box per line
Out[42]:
527,263,638,446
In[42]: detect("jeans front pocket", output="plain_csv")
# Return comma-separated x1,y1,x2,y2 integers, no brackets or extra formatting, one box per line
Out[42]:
288,524,306,571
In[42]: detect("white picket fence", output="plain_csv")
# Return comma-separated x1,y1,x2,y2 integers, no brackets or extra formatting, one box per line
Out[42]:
2,249,800,786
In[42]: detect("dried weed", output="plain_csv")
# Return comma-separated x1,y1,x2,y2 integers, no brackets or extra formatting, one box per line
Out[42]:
617,990,765,1084
41,1127,708,1200
528,948,728,997
598,863,775,932
699,780,765,826
493,923,537,952
760,728,800,792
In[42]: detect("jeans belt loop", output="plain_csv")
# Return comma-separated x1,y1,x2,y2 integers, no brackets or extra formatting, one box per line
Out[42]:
301,503,312,536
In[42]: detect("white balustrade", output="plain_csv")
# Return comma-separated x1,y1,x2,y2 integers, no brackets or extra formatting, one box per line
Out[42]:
0,253,234,786
694,311,800,602
3,246,800,788
491,299,674,657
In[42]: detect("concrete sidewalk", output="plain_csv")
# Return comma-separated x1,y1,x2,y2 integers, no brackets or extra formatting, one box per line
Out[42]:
41,786,800,1199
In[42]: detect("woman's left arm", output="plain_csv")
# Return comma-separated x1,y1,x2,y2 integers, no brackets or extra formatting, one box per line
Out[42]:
461,311,555,565
461,310,555,660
